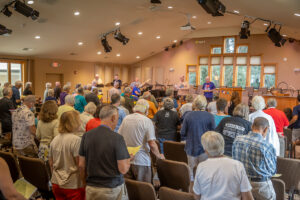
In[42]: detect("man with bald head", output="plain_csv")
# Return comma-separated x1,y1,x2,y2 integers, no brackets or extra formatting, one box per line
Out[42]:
202,76,215,102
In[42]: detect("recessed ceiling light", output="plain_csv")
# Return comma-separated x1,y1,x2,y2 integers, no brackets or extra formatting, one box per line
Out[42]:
168,6,173,9
78,42,83,46
207,21,212,24
136,56,140,59
116,53,120,57
192,15,197,19
264,23,268,26
156,35,161,39
97,51,102,55
138,32,143,35
34,35,40,39
233,10,239,14
294,13,300,17
74,11,80,16
27,0,34,4
173,40,177,43
115,22,120,26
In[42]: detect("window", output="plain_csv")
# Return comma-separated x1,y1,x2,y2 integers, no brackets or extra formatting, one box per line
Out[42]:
0,62,9,85
250,56,261,89
236,66,247,88
0,61,24,86
223,57,234,87
187,65,197,86
11,63,22,85
237,45,248,53
211,47,222,54
211,65,221,88
263,65,276,89
224,37,235,53
199,57,209,85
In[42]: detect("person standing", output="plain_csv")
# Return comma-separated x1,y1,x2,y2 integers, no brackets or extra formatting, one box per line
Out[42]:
131,82,141,101
290,95,300,141
12,81,23,108
43,82,52,103
180,95,215,181
109,82,120,103
85,88,100,106
174,75,188,90
112,74,122,91
143,91,157,119
60,85,70,106
54,82,61,101
213,98,230,127
111,94,126,132
12,95,37,157
179,94,193,116
233,117,277,200
92,74,103,86
123,87,134,113
0,87,14,133
57,95,75,119
79,105,130,200
228,91,241,116
202,76,215,102
23,82,33,96
74,87,87,113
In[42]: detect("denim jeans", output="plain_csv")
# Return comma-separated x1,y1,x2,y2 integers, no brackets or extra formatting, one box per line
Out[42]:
157,138,166,154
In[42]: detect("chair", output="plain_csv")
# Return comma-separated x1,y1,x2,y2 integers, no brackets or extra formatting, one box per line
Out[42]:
125,178,157,200
284,129,293,158
163,141,188,164
0,151,20,182
17,155,53,199
276,157,300,197
159,187,195,200
271,179,285,200
156,159,190,192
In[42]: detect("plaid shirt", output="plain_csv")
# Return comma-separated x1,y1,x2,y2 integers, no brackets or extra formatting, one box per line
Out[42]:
232,132,277,180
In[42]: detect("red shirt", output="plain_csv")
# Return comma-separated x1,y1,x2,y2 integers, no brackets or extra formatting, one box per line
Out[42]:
85,118,101,132
264,108,289,134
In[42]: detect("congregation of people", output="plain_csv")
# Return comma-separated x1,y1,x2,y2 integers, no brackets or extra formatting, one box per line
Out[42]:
0,74,300,200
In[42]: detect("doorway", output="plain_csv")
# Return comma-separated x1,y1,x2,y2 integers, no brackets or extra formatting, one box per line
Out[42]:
45,73,64,88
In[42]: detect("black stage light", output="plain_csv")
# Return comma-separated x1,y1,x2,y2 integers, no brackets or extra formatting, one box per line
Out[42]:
197,0,226,16
0,24,12,36
164,47,169,51
151,0,162,4
114,30,130,45
171,43,176,48
14,0,39,20
179,40,183,45
101,37,112,53
3,6,12,17
289,38,295,43
239,20,250,39
268,27,286,47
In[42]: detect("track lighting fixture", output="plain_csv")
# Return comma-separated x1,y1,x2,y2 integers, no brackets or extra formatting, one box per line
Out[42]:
114,29,130,45
164,47,169,51
239,20,250,39
0,24,12,36
151,0,161,4
267,25,286,47
101,36,112,53
197,0,226,16
171,44,176,48
14,0,39,20
3,6,12,17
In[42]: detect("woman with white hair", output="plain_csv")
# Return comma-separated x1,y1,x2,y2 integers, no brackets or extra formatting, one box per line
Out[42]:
57,95,75,119
43,82,52,103
78,102,96,137
179,94,194,116
249,96,280,156
180,95,215,181
23,82,33,96
45,89,57,103
153,98,180,153
193,131,253,200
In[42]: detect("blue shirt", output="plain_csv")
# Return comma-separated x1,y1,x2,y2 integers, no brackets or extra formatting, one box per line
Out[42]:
180,111,215,156
232,132,277,180
213,114,229,128
11,86,20,108
292,104,300,129
202,82,215,99
74,95,87,113
115,107,126,132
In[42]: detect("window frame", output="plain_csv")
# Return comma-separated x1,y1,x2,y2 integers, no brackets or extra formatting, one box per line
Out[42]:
0,59,25,86
210,45,223,55
186,64,198,86
262,63,277,89
223,36,237,55
236,44,249,54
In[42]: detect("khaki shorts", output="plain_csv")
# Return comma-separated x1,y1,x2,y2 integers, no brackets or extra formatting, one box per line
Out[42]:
86,183,128,200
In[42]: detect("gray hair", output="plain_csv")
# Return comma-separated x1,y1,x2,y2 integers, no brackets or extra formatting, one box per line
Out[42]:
124,87,131,94
45,82,52,88
47,89,54,97
201,131,224,157
25,82,32,88
65,95,75,105
252,96,266,111
15,81,23,87
163,98,174,110
165,88,173,97
3,87,12,97
233,103,249,120
84,102,97,115
186,94,194,103
143,91,151,100
133,99,149,114
192,95,207,111
267,98,277,108
99,105,118,120
63,85,70,92
24,95,35,103
252,117,269,131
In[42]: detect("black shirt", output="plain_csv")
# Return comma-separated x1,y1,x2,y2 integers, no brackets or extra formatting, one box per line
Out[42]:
85,93,100,106
54,87,61,100
112,79,122,89
0,97,14,133
23,88,33,95
153,109,180,140
215,116,252,157
79,125,130,188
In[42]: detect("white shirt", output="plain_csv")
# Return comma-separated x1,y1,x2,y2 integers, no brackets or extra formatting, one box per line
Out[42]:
175,81,188,90
207,101,218,115
179,102,193,116
249,110,280,156
193,157,252,200
118,113,156,166
93,78,103,85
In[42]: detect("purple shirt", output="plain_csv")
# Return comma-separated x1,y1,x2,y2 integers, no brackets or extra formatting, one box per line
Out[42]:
202,82,215,99
59,92,68,105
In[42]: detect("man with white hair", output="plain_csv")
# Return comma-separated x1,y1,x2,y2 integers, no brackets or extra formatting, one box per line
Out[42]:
233,117,277,200
92,74,103,85
264,98,289,157
180,95,215,181
57,95,75,119
202,76,215,102
12,81,23,108
54,81,61,101
249,96,280,156
119,99,164,183
12,95,37,157
193,131,253,200
78,102,96,137
43,82,52,103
